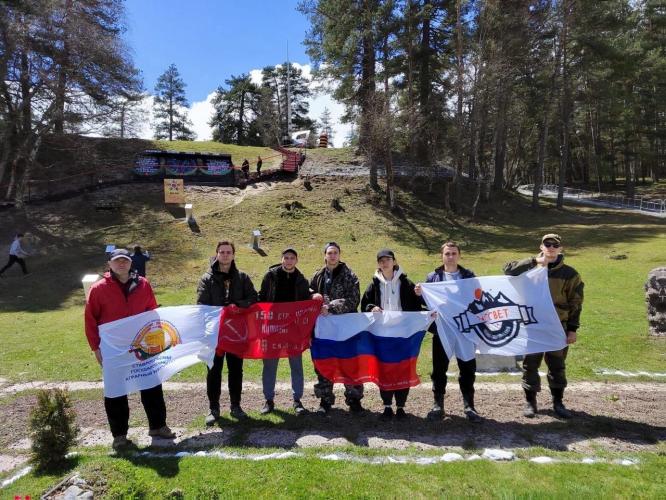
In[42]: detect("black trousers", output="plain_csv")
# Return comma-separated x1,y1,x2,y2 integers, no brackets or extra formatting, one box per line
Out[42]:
0,255,27,275
104,384,166,437
431,333,476,403
207,352,243,409
380,388,409,407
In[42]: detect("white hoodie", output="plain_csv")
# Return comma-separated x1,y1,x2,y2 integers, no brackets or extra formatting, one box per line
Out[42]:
374,267,403,311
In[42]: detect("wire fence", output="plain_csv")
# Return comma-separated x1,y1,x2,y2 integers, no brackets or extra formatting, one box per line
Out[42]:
524,184,666,215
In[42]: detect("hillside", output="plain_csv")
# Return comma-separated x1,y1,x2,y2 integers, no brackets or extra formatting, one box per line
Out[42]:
1,150,665,383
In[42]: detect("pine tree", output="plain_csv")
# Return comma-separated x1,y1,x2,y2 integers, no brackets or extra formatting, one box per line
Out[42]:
153,64,195,141
209,74,260,145
261,63,314,142
29,389,78,471
319,107,334,146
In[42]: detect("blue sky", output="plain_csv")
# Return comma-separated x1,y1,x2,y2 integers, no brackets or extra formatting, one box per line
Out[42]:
123,0,348,144
124,0,311,103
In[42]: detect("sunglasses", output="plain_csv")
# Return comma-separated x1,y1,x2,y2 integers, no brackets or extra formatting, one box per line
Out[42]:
543,242,560,248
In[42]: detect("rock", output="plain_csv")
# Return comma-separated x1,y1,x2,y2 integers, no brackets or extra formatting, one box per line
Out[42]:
482,448,515,461
645,268,666,336
62,485,83,499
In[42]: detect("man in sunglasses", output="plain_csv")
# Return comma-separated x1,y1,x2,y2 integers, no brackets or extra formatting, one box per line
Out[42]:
503,233,584,419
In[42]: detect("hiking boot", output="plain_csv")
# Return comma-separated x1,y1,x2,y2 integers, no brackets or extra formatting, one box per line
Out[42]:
427,404,444,421
523,390,538,418
316,402,331,416
553,401,573,419
395,408,408,421
205,409,220,426
230,405,248,419
261,400,275,415
112,435,136,451
293,400,308,416
464,407,483,424
550,388,572,419
348,400,364,413
148,425,176,439
379,407,394,422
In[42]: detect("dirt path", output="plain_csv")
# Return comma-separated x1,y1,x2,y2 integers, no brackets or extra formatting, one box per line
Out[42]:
2,382,663,458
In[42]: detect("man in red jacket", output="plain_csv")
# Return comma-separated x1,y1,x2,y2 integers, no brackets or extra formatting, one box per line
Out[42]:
84,248,175,450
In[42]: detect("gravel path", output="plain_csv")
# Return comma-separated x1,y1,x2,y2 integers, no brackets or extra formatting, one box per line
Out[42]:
2,382,663,460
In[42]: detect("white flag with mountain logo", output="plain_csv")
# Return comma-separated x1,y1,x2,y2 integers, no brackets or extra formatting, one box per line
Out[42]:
99,305,220,397
420,267,566,360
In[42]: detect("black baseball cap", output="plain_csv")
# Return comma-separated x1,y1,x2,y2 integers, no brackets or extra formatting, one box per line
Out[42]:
282,247,298,257
376,249,395,260
109,248,132,261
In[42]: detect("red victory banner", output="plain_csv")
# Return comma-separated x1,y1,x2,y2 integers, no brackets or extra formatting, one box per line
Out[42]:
217,300,321,358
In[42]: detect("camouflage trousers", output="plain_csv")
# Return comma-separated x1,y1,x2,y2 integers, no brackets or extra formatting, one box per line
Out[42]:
521,346,569,393
314,367,364,406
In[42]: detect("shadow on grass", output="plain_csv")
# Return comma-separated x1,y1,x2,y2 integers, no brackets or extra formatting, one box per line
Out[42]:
32,455,83,478
375,184,666,257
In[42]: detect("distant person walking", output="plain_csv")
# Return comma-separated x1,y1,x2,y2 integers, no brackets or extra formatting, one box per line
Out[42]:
241,158,250,179
0,233,30,277
131,245,151,277
256,156,263,175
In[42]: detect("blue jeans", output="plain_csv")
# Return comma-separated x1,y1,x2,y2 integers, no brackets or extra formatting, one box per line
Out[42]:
262,355,304,401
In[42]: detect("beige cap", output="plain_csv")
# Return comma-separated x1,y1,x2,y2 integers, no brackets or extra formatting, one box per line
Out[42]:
541,233,562,244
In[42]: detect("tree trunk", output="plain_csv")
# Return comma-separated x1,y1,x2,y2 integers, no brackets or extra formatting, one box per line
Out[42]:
493,79,508,191
533,117,548,209
238,90,246,144
416,0,432,167
54,0,73,134
557,0,571,209
454,0,465,212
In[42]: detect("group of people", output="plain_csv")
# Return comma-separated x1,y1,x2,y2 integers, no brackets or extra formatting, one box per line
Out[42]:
84,234,583,450
241,156,263,180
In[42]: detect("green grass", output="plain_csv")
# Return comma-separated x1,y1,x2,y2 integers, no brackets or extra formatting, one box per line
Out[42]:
0,156,665,383
3,452,664,499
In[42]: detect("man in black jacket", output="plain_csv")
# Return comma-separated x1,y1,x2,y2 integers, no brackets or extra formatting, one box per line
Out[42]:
258,247,315,416
197,241,258,424
415,241,482,423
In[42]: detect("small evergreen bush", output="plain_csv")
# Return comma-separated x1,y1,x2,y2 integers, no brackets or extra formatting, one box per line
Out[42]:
29,388,79,471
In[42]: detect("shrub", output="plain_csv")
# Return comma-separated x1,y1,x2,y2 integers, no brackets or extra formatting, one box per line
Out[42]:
29,388,79,471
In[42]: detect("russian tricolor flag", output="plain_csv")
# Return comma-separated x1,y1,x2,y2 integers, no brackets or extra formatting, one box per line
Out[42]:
312,311,435,390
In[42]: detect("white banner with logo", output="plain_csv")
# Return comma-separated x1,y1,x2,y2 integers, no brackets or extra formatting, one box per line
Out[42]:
420,267,566,361
99,305,220,397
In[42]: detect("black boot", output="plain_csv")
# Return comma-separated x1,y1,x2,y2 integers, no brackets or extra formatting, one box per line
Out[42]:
427,394,444,421
462,393,482,424
551,388,573,419
523,389,537,418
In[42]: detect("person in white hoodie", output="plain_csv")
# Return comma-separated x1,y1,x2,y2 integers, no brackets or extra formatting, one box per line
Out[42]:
361,249,422,421
0,233,30,277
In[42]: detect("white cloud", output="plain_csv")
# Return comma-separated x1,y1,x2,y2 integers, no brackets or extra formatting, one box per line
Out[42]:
189,93,215,141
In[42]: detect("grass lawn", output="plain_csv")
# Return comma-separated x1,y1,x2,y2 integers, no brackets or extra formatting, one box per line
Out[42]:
152,140,283,172
4,451,665,498
0,166,665,383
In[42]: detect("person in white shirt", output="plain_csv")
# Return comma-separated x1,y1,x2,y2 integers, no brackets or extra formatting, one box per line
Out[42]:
0,233,30,277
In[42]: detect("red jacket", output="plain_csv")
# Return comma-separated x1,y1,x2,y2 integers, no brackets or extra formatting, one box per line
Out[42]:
84,272,158,351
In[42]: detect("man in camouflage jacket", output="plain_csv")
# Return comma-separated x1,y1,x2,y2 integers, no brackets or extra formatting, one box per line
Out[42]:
503,233,584,419
310,242,362,414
